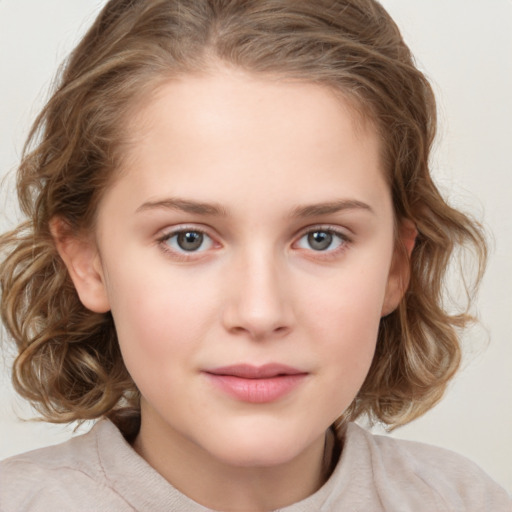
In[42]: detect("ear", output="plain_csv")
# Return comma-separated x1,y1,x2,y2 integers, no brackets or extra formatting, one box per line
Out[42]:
50,217,111,313
381,218,417,317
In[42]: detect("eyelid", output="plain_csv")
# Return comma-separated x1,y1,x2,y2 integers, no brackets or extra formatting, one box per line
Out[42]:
294,224,352,241
292,224,352,255
155,223,352,260
156,224,221,259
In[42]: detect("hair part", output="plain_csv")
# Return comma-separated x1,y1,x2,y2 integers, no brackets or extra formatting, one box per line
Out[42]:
0,0,486,429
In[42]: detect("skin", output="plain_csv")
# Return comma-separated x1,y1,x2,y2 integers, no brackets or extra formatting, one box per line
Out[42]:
55,67,414,511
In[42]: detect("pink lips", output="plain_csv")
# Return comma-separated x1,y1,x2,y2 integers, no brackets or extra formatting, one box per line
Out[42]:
204,364,308,403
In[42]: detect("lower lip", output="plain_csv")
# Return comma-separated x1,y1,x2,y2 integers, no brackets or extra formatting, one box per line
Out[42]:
204,373,307,403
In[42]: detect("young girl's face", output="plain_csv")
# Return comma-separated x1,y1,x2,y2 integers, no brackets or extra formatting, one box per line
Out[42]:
66,68,407,469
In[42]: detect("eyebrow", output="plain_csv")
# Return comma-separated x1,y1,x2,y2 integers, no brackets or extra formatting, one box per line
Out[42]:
135,197,374,217
136,198,228,216
290,199,374,218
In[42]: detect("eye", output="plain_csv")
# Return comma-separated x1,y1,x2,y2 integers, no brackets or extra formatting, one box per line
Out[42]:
295,229,347,252
160,229,214,253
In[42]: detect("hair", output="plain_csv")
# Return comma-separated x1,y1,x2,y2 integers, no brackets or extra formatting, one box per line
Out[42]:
0,0,486,430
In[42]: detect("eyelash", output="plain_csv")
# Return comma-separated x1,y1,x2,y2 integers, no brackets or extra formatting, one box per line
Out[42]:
156,225,351,261
293,225,351,259
157,226,215,261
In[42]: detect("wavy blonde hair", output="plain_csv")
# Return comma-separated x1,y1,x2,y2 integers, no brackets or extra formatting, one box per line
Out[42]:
1,0,486,429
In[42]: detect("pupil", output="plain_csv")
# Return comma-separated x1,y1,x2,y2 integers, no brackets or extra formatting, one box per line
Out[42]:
177,231,203,251
308,231,332,251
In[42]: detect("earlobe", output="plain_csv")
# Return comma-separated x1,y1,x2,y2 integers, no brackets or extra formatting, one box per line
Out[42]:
50,218,111,313
381,219,417,317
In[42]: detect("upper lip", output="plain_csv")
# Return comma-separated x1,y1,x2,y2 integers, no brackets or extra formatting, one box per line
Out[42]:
205,364,306,379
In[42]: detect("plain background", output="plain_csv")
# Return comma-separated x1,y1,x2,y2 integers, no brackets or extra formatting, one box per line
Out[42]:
0,0,511,492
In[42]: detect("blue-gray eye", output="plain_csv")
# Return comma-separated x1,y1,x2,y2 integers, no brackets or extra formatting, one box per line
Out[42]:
297,230,344,251
164,230,213,252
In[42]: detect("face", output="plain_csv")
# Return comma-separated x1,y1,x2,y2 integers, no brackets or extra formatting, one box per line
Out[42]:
64,68,407,469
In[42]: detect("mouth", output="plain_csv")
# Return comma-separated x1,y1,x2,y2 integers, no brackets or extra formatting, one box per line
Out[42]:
203,364,308,403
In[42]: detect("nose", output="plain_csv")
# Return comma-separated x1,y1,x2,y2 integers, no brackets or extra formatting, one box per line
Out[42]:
221,249,294,341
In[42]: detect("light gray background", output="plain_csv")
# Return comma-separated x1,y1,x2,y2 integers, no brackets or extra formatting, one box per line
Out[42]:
1,0,511,492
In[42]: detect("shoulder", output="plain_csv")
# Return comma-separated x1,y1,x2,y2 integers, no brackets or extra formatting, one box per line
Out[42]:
342,423,512,511
0,420,131,511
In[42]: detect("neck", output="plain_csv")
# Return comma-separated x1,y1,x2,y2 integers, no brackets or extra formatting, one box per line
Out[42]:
132,410,337,511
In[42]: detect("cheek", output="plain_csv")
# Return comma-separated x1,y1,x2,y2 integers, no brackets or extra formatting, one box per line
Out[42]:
104,261,217,376
301,259,390,390
304,258,390,335
322,294,380,381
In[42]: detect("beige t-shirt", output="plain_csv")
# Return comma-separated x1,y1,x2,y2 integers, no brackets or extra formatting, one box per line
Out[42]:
0,419,510,511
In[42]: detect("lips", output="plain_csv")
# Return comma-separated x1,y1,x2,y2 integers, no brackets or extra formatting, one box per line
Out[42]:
203,364,308,403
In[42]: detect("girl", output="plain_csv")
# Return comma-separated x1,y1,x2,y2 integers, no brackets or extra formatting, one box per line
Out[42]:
0,0,510,510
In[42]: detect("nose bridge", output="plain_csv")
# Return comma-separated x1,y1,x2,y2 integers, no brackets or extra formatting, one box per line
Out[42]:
222,241,292,339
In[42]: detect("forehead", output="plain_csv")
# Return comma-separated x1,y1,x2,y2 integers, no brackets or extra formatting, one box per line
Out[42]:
123,67,376,154
102,68,389,218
